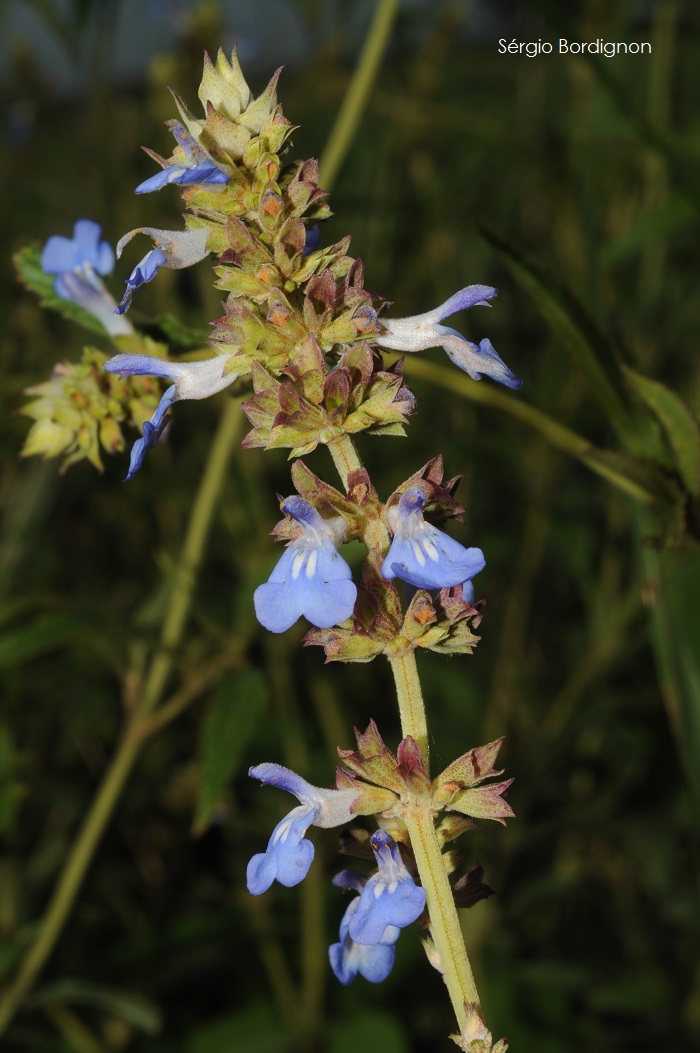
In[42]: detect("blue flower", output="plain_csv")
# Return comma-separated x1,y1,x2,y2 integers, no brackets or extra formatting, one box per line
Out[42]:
303,224,321,255
254,497,357,633
329,873,399,986
381,486,485,590
375,285,522,390
126,386,177,480
104,351,241,479
135,120,230,194
247,763,358,895
136,161,229,194
40,220,132,337
114,226,211,314
347,831,426,946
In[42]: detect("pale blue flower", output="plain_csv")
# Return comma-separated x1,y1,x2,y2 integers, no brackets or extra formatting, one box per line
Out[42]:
381,486,485,590
247,763,358,895
135,161,229,195
375,285,522,390
135,120,230,194
40,219,132,337
348,831,426,946
329,869,399,985
254,497,357,633
115,226,211,314
104,352,240,479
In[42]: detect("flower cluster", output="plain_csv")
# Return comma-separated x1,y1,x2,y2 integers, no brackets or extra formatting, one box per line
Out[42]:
247,725,512,987
20,49,519,481
254,474,484,648
16,50,518,1040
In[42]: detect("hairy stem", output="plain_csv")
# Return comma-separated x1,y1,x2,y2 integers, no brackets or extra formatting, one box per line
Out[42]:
403,800,478,1034
327,434,363,485
327,433,481,1036
0,398,243,1036
389,650,429,767
318,0,399,191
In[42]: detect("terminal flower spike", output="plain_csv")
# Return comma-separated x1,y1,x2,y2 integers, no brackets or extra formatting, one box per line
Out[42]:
376,285,521,390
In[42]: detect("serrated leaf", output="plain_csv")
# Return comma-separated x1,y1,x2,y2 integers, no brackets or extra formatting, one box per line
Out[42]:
31,979,161,1034
13,245,109,337
623,366,700,496
193,668,266,832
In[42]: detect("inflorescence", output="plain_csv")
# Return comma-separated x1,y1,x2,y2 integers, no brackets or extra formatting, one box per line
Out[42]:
19,49,518,1048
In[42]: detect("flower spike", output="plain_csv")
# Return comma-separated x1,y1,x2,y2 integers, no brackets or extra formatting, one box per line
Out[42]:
247,763,358,895
254,497,357,633
375,286,522,390
382,486,485,590
104,353,241,478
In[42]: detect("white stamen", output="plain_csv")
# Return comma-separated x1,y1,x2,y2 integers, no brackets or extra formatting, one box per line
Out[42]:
422,537,440,562
411,540,426,566
291,549,306,579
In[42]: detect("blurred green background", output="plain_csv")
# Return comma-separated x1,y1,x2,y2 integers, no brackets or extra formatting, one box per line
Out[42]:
1,0,699,1050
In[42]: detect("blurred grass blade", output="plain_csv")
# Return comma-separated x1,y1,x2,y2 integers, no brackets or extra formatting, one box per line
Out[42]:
400,356,668,508
638,514,700,809
623,366,700,497
329,1010,410,1053
193,668,266,833
31,979,162,1034
186,1002,297,1053
479,227,631,428
14,246,110,338
0,615,83,669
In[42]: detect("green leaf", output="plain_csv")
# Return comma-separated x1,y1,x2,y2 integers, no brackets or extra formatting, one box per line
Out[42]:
0,615,84,669
13,244,109,337
193,668,266,832
151,313,212,350
31,979,161,1034
186,1002,296,1053
479,227,631,428
639,532,700,812
623,366,700,497
0,729,24,835
328,1011,410,1053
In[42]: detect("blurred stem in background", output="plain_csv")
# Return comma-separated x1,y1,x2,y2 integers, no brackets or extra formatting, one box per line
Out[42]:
0,398,245,1036
0,0,401,1039
318,0,399,190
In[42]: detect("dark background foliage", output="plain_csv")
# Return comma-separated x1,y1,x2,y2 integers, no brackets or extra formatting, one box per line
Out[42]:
1,1,699,1050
